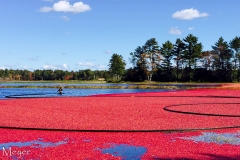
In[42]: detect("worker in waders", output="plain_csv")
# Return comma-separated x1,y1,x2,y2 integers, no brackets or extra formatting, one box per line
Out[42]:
57,86,63,95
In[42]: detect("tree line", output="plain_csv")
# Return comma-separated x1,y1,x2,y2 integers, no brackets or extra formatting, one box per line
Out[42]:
1,34,240,82
0,69,110,81
125,34,240,82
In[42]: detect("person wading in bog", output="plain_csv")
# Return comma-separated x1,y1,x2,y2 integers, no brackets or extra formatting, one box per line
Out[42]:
57,86,63,94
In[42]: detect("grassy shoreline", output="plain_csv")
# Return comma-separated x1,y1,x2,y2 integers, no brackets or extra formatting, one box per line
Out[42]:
0,85,180,89
1,80,240,89
0,80,230,84
0,80,107,84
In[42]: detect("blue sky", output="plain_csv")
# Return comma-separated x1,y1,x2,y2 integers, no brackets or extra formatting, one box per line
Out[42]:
0,0,239,71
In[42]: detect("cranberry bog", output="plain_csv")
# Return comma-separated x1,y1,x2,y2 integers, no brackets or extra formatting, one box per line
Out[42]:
0,89,239,159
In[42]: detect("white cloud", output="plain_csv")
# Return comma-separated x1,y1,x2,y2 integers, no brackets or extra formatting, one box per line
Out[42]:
39,1,91,13
0,66,6,70
0,64,17,70
169,27,182,35
104,50,112,54
23,66,28,69
97,65,107,70
188,27,194,30
172,8,209,20
77,62,95,67
43,65,57,70
76,62,107,70
61,16,69,21
86,59,97,62
63,63,68,69
0,65,35,71
43,64,68,70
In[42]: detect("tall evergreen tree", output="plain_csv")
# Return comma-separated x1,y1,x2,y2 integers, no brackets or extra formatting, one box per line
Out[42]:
142,38,161,81
200,51,215,70
161,40,174,80
229,36,240,70
212,37,232,70
108,53,126,81
173,38,185,81
183,34,203,81
130,46,148,81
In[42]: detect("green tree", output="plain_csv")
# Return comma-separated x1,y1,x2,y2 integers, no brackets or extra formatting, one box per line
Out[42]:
0,70,4,78
173,38,185,81
142,38,161,81
212,37,232,70
33,69,42,80
42,69,54,80
108,53,126,81
229,36,240,81
83,71,87,80
212,37,233,82
84,69,94,80
183,34,203,81
103,71,111,81
4,69,9,78
236,52,240,81
73,71,79,80
54,70,65,80
161,40,174,80
200,51,215,70
130,46,148,81
229,36,240,70
21,70,30,80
